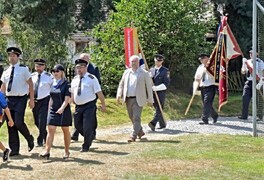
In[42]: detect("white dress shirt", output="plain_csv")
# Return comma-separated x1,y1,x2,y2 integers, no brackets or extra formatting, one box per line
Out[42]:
71,72,101,105
32,71,53,100
126,69,138,97
194,64,215,87
1,63,31,96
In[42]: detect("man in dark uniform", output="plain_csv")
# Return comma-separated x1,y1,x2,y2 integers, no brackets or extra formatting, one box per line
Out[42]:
71,59,106,152
32,59,53,146
148,54,170,131
71,53,101,141
0,47,35,156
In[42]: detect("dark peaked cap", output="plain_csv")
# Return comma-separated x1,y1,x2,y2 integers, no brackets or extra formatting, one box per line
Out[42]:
75,59,88,66
34,58,46,65
198,53,209,60
154,54,164,61
6,47,22,56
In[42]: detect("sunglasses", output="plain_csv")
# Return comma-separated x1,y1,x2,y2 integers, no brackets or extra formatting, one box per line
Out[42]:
52,70,60,73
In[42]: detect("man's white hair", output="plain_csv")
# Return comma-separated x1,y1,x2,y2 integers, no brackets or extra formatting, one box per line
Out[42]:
80,53,91,60
129,55,140,64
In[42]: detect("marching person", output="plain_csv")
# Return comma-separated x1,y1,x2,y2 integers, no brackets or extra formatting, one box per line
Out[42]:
194,54,218,124
148,54,170,131
32,59,53,147
0,90,14,162
116,55,153,142
40,64,72,159
239,49,264,120
71,53,101,142
71,59,106,152
0,47,35,156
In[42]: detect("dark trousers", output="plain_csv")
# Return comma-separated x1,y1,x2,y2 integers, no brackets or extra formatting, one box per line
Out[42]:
150,91,166,127
32,96,49,145
72,98,98,140
201,85,218,122
6,95,33,153
241,81,252,119
74,100,97,150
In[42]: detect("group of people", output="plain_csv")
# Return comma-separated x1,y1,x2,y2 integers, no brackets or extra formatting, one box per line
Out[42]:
0,46,171,162
194,49,264,125
0,47,106,162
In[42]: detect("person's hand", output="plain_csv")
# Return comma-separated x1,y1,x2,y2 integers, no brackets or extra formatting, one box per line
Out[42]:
29,99,35,109
98,105,106,112
116,96,121,104
8,119,14,127
56,107,64,114
242,57,247,64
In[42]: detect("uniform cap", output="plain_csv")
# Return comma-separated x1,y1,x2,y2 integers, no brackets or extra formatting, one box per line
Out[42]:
75,59,88,66
154,54,164,61
34,58,46,65
6,47,22,56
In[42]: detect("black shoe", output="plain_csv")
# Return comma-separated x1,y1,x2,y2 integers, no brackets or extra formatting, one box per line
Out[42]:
213,115,219,123
39,152,50,160
3,148,11,162
80,148,89,152
28,135,34,152
9,151,19,156
36,143,43,147
71,137,78,142
238,116,247,120
157,125,166,129
148,122,155,131
199,120,209,125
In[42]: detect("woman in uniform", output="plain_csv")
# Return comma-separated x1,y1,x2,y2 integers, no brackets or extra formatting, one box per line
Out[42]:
40,64,72,159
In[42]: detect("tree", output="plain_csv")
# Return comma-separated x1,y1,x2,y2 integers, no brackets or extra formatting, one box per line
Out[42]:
91,0,215,96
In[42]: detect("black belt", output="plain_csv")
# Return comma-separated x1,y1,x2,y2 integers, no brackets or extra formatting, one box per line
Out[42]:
126,96,136,98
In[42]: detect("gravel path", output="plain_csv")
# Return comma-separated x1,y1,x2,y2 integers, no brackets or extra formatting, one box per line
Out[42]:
98,116,264,138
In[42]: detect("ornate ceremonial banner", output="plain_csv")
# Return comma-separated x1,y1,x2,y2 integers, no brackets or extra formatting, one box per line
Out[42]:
124,28,140,68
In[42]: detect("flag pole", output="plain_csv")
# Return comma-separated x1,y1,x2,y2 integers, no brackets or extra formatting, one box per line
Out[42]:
138,40,167,124
184,94,196,115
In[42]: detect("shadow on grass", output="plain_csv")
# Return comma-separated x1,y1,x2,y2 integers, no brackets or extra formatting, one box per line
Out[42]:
147,129,197,135
40,156,104,165
52,145,129,156
94,139,128,145
0,163,33,171
138,138,181,144
212,123,259,132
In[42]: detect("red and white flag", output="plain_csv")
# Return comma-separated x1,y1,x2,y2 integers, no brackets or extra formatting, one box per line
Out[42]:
207,16,243,111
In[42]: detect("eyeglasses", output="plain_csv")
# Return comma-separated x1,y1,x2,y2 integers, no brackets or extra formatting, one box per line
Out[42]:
52,70,60,73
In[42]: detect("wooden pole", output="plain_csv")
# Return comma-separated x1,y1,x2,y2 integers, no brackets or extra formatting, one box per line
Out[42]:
138,41,167,124
184,94,196,115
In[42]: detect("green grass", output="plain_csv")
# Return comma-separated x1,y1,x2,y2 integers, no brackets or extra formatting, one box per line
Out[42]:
124,134,264,179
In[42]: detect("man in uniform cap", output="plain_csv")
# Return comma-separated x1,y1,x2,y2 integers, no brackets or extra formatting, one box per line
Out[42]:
148,54,170,131
32,58,53,147
239,49,264,120
194,53,218,124
71,59,106,152
71,53,101,142
1,47,35,156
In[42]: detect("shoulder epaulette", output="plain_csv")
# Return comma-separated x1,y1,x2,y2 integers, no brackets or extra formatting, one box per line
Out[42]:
88,74,94,79
19,64,26,67
44,72,51,76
